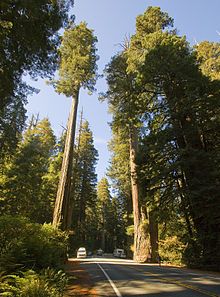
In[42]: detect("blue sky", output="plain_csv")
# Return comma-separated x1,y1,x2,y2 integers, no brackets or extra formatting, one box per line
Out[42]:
26,0,220,180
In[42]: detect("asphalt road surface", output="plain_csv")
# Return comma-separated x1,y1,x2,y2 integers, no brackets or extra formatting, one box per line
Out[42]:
71,256,220,297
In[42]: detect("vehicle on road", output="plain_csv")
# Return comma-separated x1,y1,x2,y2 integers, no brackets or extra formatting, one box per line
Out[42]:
77,247,87,258
97,248,104,256
113,248,126,258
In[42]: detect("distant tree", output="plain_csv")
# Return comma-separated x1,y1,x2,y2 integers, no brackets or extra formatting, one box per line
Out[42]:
96,178,112,251
108,127,132,221
70,120,98,246
52,22,98,229
0,118,56,222
41,131,66,217
107,126,134,255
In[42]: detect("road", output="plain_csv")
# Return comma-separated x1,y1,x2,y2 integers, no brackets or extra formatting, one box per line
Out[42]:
71,256,220,297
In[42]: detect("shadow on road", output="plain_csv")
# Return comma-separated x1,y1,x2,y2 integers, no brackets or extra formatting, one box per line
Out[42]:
66,257,220,297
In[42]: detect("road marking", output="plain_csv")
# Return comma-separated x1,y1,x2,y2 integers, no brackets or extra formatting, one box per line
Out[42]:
132,267,219,297
96,262,122,297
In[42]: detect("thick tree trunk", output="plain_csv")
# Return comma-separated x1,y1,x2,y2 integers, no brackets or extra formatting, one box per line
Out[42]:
129,127,150,262
176,171,194,238
66,109,83,229
149,211,159,262
53,89,79,229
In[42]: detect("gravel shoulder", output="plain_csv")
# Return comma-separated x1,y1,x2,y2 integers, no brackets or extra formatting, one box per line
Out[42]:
64,259,97,297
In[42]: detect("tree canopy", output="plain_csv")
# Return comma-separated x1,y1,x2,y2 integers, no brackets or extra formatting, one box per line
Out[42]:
0,0,74,160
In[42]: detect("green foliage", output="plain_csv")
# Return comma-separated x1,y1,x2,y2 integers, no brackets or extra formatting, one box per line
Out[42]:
52,22,99,229
159,236,186,266
0,0,73,160
0,215,68,273
0,118,56,222
95,178,126,252
135,6,174,35
104,5,220,268
70,120,98,248
55,22,99,96
108,126,131,204
0,269,67,297
103,55,137,254
126,6,220,269
195,41,220,80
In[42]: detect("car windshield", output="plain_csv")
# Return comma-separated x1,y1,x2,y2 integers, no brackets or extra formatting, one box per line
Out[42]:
78,247,86,251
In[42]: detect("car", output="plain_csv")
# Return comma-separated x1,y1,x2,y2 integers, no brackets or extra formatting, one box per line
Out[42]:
113,248,126,258
120,251,126,258
77,247,87,258
96,248,103,256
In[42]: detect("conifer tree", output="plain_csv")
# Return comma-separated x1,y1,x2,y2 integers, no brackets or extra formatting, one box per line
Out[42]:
0,0,73,161
107,126,133,254
70,120,98,244
103,52,151,262
97,178,112,251
127,6,220,269
52,22,98,229
0,118,56,222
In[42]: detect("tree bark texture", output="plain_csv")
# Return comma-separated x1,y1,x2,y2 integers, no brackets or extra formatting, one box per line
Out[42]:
66,109,83,229
53,89,79,230
149,210,159,262
129,127,150,262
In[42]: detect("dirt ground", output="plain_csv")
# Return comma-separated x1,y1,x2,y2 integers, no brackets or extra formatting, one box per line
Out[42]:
64,260,97,297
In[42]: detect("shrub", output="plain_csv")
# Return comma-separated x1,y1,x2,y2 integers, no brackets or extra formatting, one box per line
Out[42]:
0,215,68,273
0,269,68,297
159,235,186,265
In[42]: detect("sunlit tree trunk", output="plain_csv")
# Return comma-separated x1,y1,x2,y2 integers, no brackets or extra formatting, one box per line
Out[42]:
53,89,79,229
129,127,150,262
66,109,83,230
101,214,106,251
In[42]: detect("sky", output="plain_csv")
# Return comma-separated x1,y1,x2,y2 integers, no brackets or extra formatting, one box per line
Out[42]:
26,0,220,180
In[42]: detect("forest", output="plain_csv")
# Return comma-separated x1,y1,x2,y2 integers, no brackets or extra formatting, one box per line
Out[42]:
0,1,220,296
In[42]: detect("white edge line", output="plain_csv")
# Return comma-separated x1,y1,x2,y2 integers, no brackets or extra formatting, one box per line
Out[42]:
96,262,122,297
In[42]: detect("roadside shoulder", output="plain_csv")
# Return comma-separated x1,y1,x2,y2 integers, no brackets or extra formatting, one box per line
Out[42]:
64,259,97,296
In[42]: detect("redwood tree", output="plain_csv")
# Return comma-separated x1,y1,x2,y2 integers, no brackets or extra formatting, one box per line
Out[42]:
52,22,98,229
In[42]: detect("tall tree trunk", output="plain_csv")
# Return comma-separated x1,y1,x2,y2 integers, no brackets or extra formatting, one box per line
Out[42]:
149,210,159,262
53,89,79,229
129,127,150,262
101,203,105,251
66,109,84,229
176,171,194,238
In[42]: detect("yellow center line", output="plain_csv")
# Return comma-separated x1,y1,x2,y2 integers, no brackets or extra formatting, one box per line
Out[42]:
132,267,219,297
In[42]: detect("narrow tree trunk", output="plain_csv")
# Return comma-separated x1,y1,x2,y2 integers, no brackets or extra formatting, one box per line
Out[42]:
129,127,150,262
53,89,79,229
101,203,105,251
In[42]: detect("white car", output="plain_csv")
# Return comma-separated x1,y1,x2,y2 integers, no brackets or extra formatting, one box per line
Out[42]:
113,248,126,258
97,248,104,256
77,247,87,258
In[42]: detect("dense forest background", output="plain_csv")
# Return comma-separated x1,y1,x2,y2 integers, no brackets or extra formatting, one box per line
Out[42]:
0,1,220,295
